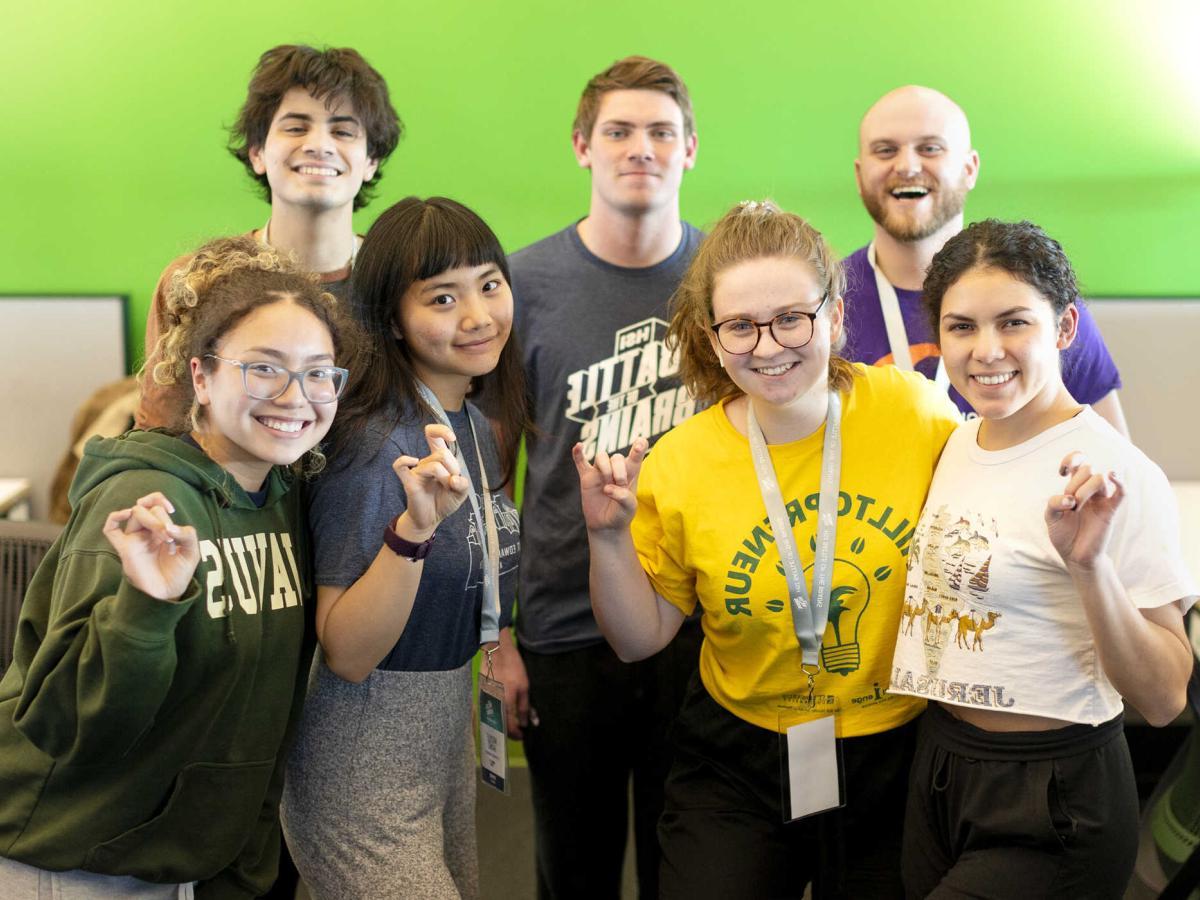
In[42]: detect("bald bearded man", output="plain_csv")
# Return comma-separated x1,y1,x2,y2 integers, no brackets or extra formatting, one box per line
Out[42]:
842,85,1127,430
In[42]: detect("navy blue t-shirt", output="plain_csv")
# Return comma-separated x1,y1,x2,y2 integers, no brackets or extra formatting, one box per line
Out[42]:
308,402,518,671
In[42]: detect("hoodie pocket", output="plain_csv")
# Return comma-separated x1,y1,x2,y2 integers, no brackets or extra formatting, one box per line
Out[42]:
83,758,274,881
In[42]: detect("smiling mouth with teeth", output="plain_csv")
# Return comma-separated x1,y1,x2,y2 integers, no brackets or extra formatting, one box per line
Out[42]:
890,186,930,199
297,165,339,177
257,417,310,434
753,362,797,376
972,372,1016,386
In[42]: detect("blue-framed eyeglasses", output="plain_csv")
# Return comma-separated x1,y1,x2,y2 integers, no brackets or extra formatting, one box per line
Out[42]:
205,355,348,403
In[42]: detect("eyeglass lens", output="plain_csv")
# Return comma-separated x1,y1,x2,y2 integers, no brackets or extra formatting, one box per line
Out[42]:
716,312,814,354
244,366,346,403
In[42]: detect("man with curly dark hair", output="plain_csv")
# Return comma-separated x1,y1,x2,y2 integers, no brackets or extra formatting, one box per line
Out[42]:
138,45,401,429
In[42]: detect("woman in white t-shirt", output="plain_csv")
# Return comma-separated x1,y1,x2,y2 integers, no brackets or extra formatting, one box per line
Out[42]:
890,219,1197,899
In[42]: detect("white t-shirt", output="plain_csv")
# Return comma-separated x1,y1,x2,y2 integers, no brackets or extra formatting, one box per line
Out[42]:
890,408,1197,725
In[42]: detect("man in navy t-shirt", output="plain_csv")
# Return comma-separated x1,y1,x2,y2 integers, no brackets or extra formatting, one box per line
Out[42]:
843,85,1127,428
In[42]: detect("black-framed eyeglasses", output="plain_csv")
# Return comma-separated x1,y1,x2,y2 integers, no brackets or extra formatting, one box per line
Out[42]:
710,295,829,355
205,355,348,403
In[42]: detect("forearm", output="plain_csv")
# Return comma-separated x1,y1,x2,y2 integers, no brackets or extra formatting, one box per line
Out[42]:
15,577,191,760
1073,557,1191,725
317,513,431,683
588,528,681,662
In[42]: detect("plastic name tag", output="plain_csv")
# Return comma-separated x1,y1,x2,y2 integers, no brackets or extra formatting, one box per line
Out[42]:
781,715,844,822
479,674,509,794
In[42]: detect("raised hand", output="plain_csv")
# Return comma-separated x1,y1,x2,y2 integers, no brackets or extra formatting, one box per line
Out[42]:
102,492,200,601
391,423,471,535
572,437,648,533
1045,451,1124,571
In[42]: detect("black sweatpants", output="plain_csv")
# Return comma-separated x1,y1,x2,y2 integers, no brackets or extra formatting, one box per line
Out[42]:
902,703,1138,899
520,618,703,900
658,675,916,900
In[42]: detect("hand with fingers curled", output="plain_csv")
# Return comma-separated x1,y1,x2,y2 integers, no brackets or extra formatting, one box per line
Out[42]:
1044,450,1124,571
572,436,648,533
102,491,201,602
391,423,472,538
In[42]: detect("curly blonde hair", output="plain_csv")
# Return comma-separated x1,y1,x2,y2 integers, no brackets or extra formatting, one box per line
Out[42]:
143,235,350,475
667,200,856,407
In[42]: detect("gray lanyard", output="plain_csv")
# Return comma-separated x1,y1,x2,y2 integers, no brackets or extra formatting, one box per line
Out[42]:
415,382,501,645
745,392,842,696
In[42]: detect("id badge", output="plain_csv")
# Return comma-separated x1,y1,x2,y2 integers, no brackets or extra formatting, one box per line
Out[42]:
779,715,844,822
478,674,509,794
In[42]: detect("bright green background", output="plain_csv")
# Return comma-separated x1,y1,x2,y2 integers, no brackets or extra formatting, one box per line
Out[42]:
4,0,1199,365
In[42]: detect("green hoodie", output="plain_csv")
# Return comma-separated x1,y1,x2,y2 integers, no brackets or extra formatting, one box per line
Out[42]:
0,430,313,898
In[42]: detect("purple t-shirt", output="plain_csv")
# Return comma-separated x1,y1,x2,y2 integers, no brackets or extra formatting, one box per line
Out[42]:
841,245,1121,417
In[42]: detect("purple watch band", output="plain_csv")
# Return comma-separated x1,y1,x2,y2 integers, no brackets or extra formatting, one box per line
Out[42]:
383,516,435,561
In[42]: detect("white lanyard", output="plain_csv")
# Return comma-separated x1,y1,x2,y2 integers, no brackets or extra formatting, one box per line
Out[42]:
745,392,842,677
415,382,502,645
866,241,950,391
260,218,360,269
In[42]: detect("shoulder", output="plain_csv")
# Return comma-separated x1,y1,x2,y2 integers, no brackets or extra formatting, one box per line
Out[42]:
509,226,577,271
840,245,872,289
848,364,955,416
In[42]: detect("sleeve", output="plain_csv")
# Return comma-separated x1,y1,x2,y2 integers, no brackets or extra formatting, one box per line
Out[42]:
1108,453,1199,610
1062,300,1122,405
308,428,409,587
630,447,697,615
135,260,186,430
12,546,196,762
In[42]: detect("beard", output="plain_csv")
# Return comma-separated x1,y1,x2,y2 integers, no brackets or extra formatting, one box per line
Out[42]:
863,177,969,243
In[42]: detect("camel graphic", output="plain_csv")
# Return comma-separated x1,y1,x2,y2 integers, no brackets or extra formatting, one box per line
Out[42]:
901,598,927,636
949,610,1001,651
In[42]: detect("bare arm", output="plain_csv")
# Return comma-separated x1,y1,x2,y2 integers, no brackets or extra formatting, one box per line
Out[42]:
1069,560,1191,726
1090,390,1129,437
573,440,685,662
1047,453,1192,726
317,425,468,683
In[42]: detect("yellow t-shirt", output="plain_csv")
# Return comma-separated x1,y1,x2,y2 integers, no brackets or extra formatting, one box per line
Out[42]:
631,364,959,737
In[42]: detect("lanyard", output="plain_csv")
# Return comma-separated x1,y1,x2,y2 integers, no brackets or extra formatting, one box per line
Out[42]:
415,382,502,646
866,241,950,392
745,392,842,686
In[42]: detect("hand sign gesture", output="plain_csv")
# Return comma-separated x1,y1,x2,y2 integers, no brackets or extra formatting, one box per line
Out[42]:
1045,451,1124,572
392,424,471,534
102,492,201,601
572,437,648,533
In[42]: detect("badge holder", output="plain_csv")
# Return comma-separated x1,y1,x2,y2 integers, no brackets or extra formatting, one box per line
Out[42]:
478,645,509,795
778,664,845,822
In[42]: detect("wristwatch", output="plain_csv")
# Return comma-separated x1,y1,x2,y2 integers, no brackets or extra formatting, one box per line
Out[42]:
383,515,436,561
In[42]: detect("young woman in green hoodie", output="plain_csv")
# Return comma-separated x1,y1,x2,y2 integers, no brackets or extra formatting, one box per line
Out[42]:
0,236,350,899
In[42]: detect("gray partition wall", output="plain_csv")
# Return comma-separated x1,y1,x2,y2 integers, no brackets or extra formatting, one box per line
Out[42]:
0,295,129,520
1085,298,1200,481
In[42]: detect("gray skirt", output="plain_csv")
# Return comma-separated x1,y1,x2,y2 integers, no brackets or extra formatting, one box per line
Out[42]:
281,653,478,900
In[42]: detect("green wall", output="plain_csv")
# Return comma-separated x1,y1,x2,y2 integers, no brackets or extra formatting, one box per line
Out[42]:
4,0,1199,365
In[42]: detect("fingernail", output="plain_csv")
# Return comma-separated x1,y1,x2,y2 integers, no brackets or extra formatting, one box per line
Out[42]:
531,711,541,726
1059,466,1067,476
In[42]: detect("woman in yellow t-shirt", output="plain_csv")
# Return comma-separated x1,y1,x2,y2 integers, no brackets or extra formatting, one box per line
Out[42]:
573,201,959,899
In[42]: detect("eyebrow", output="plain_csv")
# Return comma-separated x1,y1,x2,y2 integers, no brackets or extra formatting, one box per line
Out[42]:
242,347,335,364
598,119,679,129
420,266,503,293
278,112,361,127
942,305,1034,322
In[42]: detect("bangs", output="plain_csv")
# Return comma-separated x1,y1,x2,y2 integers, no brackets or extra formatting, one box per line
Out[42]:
410,202,508,282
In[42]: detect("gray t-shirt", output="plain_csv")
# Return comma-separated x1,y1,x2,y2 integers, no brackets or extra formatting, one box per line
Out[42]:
512,222,704,653
309,403,518,671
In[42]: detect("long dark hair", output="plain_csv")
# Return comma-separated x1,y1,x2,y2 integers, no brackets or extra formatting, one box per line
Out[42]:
331,196,529,486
